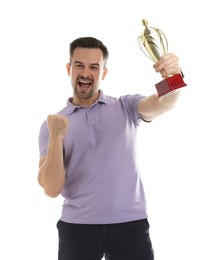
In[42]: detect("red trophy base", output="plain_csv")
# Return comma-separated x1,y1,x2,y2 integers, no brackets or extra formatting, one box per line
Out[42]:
155,73,187,97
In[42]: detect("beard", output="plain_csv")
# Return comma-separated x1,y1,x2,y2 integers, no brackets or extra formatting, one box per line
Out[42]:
74,80,98,100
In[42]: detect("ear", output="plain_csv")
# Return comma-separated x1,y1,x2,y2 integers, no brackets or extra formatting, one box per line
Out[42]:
102,68,108,80
66,63,71,76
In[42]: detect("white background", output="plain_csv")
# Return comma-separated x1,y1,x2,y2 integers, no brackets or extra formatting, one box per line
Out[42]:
0,0,215,259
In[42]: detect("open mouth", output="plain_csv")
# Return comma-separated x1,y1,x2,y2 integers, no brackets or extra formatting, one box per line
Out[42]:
78,79,92,90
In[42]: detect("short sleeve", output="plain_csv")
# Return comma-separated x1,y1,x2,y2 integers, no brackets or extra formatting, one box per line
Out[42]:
38,120,49,157
119,94,145,126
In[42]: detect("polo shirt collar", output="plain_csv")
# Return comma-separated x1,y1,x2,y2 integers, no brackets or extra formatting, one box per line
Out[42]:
65,89,107,114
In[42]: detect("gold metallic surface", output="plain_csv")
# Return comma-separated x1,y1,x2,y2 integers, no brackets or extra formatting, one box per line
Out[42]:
138,19,168,63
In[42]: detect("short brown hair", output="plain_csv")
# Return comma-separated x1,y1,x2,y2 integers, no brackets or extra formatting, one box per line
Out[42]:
69,37,109,66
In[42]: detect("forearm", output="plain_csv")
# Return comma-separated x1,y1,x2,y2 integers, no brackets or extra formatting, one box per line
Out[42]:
158,89,181,109
38,137,65,198
138,90,180,121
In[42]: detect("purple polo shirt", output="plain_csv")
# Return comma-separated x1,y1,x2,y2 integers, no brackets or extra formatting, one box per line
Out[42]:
39,90,148,224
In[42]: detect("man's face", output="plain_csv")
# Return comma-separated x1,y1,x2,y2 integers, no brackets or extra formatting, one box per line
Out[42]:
66,47,107,103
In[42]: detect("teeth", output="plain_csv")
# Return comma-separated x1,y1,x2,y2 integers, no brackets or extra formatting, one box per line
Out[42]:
79,79,91,84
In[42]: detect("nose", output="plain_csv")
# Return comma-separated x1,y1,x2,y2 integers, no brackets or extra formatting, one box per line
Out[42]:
80,67,90,78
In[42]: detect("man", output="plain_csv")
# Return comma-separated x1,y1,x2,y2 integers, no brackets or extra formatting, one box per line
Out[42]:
38,36,183,260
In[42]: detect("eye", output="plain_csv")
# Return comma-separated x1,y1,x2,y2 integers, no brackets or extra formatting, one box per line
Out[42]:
90,65,99,71
75,64,84,69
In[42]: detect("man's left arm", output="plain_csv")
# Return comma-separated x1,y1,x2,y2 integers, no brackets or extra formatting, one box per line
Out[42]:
138,53,183,121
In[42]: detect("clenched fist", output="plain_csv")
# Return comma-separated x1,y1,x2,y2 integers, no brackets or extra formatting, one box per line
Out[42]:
47,115,69,139
153,53,181,78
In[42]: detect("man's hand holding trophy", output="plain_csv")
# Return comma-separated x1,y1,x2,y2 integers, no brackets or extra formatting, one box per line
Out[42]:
138,19,187,97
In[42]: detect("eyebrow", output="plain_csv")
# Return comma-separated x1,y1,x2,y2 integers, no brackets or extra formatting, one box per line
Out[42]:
74,61,100,67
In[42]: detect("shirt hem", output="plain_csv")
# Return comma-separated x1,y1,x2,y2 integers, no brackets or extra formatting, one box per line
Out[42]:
59,214,148,225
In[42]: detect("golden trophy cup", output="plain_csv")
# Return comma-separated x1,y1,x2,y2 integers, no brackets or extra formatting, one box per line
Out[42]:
138,19,187,97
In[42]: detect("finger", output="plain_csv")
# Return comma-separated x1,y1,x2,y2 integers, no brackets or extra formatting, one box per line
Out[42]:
158,53,177,64
155,54,180,76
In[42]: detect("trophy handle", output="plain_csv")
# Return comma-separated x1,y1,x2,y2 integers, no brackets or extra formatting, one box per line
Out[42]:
154,28,168,57
137,35,155,62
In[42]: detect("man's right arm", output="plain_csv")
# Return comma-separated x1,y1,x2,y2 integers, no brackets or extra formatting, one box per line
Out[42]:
38,115,69,198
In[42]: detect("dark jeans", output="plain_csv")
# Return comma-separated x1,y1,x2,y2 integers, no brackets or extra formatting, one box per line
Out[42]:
57,218,154,260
